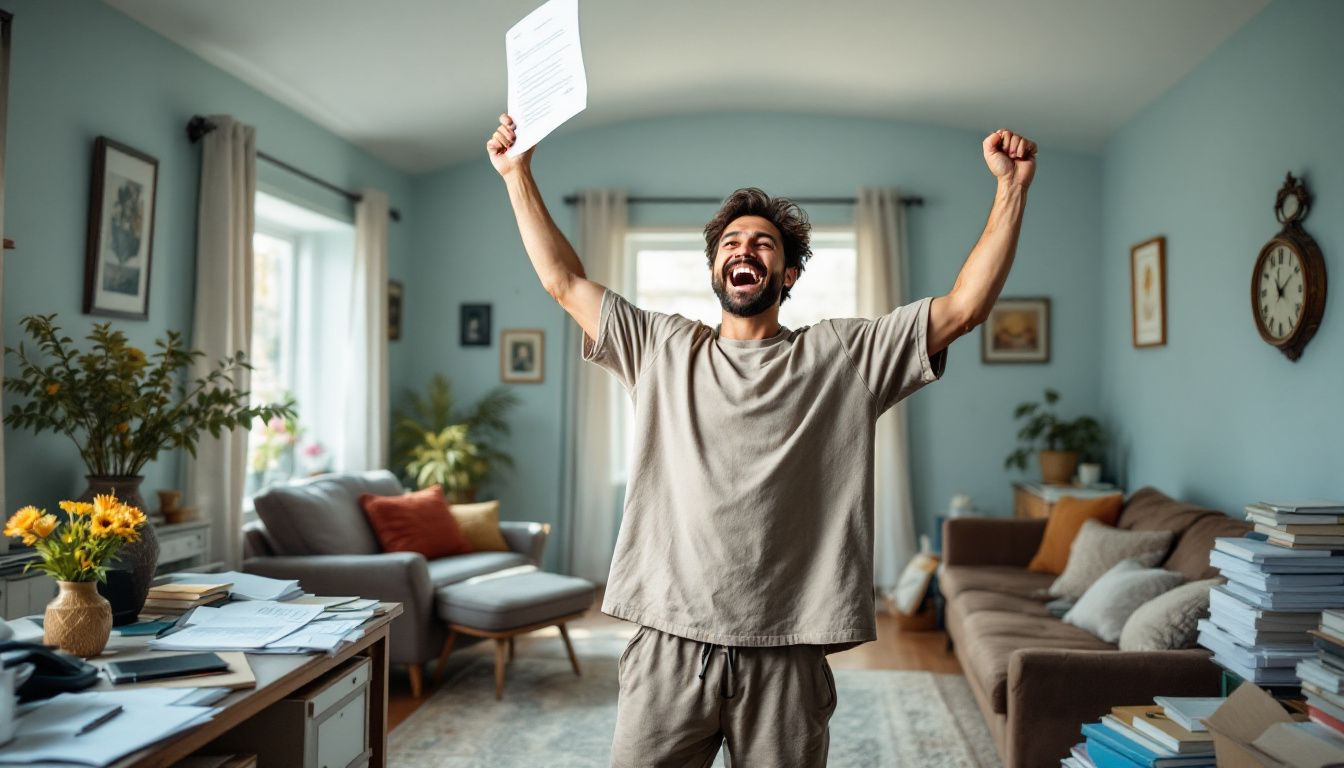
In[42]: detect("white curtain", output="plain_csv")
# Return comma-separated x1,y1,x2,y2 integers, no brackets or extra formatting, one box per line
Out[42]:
339,190,390,471
186,115,256,568
856,188,919,610
561,190,627,583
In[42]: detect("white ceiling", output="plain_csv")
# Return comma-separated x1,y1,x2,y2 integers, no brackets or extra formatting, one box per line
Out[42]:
104,0,1268,174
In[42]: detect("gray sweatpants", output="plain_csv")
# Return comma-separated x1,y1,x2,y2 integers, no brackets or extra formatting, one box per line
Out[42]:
609,625,838,767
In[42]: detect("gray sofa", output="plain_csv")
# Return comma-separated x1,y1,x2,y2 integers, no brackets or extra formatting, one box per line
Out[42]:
241,470,549,696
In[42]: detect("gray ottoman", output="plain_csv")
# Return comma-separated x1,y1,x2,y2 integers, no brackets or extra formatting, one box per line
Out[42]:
433,565,596,699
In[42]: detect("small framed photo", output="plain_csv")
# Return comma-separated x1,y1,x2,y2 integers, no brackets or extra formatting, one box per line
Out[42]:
500,329,544,383
461,303,492,346
388,280,403,341
982,297,1050,364
84,137,158,320
1130,236,1167,348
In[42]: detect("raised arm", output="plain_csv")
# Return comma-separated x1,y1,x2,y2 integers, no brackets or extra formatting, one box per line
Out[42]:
487,113,605,341
927,129,1037,356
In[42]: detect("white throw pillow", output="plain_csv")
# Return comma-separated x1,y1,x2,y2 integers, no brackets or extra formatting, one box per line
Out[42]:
1063,559,1185,644
1119,578,1219,651
1049,519,1173,600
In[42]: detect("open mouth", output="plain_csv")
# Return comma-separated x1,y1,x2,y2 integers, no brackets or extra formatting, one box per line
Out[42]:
727,260,764,288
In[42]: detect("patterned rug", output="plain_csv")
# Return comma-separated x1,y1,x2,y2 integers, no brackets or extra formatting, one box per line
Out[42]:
390,624,1000,767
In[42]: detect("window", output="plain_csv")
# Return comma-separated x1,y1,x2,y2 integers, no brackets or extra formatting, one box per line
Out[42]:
245,192,355,497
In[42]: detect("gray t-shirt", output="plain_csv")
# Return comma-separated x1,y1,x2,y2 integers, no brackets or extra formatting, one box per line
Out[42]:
582,288,946,652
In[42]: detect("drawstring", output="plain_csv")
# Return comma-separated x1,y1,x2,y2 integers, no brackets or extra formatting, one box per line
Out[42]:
697,642,738,699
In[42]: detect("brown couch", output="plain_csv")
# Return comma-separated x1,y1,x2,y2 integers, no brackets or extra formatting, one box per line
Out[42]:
941,487,1251,768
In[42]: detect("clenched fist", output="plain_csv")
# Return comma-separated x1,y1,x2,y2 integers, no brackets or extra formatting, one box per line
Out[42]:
487,113,533,178
983,129,1037,188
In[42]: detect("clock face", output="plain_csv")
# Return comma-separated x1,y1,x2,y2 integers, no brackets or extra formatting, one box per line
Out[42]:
1256,243,1306,341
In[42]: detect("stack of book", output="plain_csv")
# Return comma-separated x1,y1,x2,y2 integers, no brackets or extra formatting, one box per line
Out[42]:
1064,697,1221,768
143,581,231,615
1198,502,1344,687
1299,609,1344,735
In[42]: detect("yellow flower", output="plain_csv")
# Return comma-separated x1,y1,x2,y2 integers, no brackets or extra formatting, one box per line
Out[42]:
92,494,121,516
90,510,117,537
126,347,147,370
59,500,93,517
4,506,43,545
31,514,58,539
46,382,60,396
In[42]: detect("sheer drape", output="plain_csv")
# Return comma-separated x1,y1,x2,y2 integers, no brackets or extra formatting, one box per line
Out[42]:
561,190,627,582
856,187,919,609
340,189,390,471
186,115,255,568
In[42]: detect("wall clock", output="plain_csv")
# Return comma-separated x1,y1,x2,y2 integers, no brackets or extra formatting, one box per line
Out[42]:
1251,172,1326,361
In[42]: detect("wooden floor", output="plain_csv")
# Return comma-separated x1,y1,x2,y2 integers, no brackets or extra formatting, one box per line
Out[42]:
386,588,960,731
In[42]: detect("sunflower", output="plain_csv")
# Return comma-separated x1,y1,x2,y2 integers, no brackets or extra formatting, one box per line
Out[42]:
31,514,58,539
3,506,43,546
59,500,94,517
89,510,118,538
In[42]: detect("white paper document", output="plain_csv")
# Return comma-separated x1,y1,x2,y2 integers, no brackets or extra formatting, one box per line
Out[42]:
1,691,215,766
505,0,587,157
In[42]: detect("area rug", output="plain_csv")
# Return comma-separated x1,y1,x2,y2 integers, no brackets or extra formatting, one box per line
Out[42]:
390,625,1000,767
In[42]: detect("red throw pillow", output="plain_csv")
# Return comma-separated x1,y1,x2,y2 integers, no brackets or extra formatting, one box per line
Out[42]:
359,486,474,559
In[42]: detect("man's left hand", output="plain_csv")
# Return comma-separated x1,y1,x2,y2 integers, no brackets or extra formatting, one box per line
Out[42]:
982,129,1037,188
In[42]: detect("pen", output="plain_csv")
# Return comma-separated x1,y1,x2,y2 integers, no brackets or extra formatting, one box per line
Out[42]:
76,705,123,736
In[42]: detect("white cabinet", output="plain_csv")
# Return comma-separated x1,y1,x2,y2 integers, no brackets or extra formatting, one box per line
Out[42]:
0,570,57,621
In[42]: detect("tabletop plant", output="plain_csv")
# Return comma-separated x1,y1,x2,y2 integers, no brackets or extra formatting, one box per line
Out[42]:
1005,388,1103,482
3,314,295,477
4,493,146,582
392,374,519,502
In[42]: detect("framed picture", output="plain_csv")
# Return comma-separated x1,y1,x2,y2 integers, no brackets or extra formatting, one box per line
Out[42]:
388,280,403,341
1130,236,1167,348
84,137,158,320
982,297,1050,364
461,303,492,346
500,329,544,384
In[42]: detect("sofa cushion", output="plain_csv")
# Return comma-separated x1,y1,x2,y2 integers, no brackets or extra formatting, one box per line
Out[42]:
1063,559,1185,643
1117,486,1219,535
253,470,402,556
958,610,1114,714
1028,494,1124,575
1049,520,1173,600
436,568,596,631
1120,578,1219,652
1165,515,1252,581
360,485,474,559
427,551,531,588
939,565,1056,602
449,500,511,552
952,590,1055,619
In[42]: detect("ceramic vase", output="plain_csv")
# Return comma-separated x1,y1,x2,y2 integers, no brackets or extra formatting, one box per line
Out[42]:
44,581,112,658
79,475,159,626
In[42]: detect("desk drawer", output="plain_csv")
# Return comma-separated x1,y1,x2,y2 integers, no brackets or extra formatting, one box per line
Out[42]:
158,529,207,564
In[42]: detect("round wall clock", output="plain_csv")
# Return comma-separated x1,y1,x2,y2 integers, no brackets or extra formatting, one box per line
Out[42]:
1251,172,1326,361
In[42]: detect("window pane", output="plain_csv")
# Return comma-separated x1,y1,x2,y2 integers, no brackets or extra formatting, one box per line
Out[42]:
247,231,297,492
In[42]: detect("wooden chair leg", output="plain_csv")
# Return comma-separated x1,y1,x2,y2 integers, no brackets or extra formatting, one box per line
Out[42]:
507,636,515,663
408,663,423,699
494,638,508,700
434,628,458,684
558,623,581,676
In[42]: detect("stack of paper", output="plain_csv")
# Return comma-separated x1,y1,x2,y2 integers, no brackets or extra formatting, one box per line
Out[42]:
166,571,303,602
1246,500,1344,549
1201,525,1344,686
144,582,231,615
147,600,364,654
1296,609,1344,737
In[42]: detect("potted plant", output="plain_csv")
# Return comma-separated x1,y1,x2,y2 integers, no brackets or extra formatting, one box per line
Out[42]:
1004,388,1104,485
3,493,147,656
3,315,293,622
392,375,519,502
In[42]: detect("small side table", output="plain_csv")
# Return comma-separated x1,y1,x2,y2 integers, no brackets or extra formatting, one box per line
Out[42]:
1013,482,1123,519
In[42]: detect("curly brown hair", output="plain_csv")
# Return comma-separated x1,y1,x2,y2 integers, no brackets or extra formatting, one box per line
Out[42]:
703,188,812,305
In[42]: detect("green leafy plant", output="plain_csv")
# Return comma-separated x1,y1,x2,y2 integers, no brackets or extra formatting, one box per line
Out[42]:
4,314,295,476
392,375,519,501
1004,388,1104,471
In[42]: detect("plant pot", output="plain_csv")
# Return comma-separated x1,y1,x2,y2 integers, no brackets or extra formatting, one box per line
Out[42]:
79,475,159,626
44,581,112,658
1038,450,1079,485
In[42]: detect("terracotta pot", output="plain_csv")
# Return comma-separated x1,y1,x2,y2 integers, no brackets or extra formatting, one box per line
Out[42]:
79,475,159,626
44,581,112,658
1039,450,1079,485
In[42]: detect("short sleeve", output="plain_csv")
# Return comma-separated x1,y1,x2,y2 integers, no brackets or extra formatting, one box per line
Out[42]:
825,296,948,413
581,288,691,392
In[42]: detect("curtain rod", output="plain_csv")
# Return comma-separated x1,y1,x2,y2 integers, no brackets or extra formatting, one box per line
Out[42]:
186,115,402,223
561,194,923,207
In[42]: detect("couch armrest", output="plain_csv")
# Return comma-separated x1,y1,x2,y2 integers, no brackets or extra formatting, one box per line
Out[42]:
942,517,1048,568
499,521,550,566
242,552,441,665
1005,648,1221,768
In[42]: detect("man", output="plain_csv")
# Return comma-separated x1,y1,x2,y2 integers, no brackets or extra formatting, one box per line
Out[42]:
487,114,1035,767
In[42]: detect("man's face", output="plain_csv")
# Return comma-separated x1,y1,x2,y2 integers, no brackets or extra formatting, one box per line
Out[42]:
710,215,796,318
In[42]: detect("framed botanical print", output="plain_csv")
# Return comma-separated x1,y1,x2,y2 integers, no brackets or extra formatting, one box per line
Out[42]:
84,137,158,320
461,303,492,346
982,297,1050,364
500,329,544,383
1130,236,1167,348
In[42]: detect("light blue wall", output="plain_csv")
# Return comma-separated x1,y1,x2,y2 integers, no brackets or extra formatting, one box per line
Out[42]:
2,0,413,512
405,114,1105,569
1100,0,1342,512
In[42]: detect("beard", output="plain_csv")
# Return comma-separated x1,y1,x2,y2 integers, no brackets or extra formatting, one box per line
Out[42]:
711,265,784,318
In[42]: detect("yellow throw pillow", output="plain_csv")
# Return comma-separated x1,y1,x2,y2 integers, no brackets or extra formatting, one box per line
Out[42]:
449,500,511,552
1027,494,1124,575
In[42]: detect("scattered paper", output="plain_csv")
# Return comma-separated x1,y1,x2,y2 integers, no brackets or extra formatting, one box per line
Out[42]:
505,0,587,157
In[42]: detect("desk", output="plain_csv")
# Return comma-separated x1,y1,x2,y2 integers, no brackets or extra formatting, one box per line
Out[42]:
100,603,402,768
